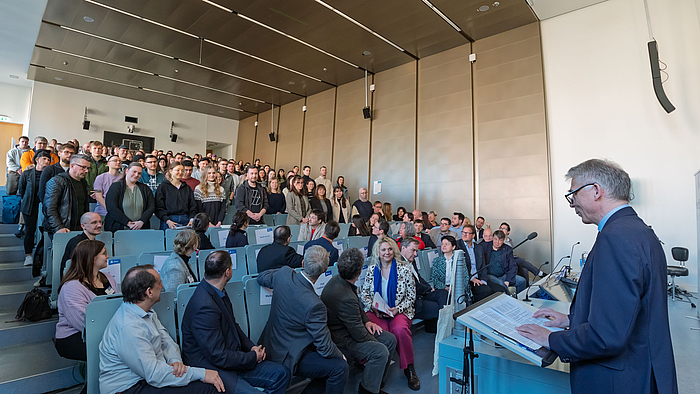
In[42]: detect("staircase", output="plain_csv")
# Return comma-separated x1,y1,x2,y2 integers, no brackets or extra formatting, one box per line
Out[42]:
0,224,83,393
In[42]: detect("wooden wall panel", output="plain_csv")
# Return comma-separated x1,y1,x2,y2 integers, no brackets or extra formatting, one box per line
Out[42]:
417,44,474,220
301,89,336,178
332,78,371,203
473,22,551,265
370,62,417,210
235,115,257,164
253,108,279,168
275,98,305,174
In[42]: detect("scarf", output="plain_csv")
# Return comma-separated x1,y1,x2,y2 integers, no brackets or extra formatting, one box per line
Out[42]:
373,259,398,308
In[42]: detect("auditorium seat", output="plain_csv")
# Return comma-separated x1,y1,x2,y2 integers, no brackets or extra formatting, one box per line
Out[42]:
206,227,229,248
165,228,185,251
263,214,274,226
272,214,288,226
114,229,164,256
138,251,172,266
115,255,139,283
244,244,267,274
197,247,248,281
417,249,437,284
243,275,269,342
246,226,275,245
348,236,371,250
288,224,300,241
339,222,351,237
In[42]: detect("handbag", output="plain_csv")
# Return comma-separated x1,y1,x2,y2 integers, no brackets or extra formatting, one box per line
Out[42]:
432,252,459,376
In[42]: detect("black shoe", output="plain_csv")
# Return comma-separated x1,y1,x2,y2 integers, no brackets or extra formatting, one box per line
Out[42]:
404,364,420,391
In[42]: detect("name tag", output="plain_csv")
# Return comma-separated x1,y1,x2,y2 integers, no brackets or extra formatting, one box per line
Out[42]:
105,287,115,295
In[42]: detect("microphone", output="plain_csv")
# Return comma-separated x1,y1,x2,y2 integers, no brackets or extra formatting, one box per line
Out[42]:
512,232,538,250
523,261,549,302
548,255,571,283
565,242,580,276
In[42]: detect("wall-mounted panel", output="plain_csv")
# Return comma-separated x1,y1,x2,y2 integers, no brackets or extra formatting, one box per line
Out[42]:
253,108,279,168
473,22,551,265
235,115,257,164
301,89,336,178
275,98,305,174
417,44,474,220
370,62,417,210
332,78,372,203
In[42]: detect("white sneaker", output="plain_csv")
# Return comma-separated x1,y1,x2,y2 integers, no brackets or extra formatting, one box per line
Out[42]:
24,255,33,266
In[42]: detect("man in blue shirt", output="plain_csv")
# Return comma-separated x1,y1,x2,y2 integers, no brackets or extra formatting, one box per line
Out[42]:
304,220,341,265
449,212,465,234
99,265,224,394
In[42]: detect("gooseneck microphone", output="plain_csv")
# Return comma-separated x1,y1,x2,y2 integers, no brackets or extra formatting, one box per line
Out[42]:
523,261,549,302
512,232,538,250
549,255,571,281
565,241,580,276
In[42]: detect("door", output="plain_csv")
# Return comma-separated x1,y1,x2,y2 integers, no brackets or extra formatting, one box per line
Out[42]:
0,122,24,186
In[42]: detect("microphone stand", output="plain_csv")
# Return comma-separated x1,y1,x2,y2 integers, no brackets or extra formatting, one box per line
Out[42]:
512,232,538,250
564,242,580,277
523,261,549,302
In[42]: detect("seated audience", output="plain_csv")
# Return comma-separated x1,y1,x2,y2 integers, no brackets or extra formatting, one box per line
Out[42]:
92,155,123,218
44,154,91,235
482,230,526,295
395,221,425,249
61,212,103,276
266,178,286,214
481,227,493,243
192,213,215,250
56,240,117,363
285,175,309,225
181,251,290,394
413,219,436,249
104,163,155,232
368,212,380,229
393,207,406,222
181,160,201,191
304,220,341,266
427,211,438,229
331,186,351,224
225,211,249,248
360,237,419,390
372,201,383,217
258,246,349,394
234,166,268,225
429,217,459,247
367,219,390,254
155,163,197,230
298,209,326,242
256,226,303,273
99,265,224,394
474,216,487,242
450,212,465,234
160,229,199,292
321,248,397,394
457,225,494,303
499,222,545,280
348,214,371,237
335,176,348,199
400,237,446,332
351,187,373,222
382,202,393,222
194,166,226,226
402,212,413,222
139,154,165,194
310,184,333,220
19,149,52,266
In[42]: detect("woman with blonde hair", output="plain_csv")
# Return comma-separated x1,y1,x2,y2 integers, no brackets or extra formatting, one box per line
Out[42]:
360,237,419,390
160,229,199,292
194,166,226,226
267,178,286,214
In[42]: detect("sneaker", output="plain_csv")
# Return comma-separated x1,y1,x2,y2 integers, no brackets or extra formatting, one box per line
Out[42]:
24,255,33,266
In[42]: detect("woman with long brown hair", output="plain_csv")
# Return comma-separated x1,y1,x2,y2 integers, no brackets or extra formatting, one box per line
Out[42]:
55,240,117,362
285,175,309,225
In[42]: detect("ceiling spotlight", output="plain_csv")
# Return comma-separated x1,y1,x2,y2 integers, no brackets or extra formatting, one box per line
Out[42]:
9,75,19,79
323,67,328,71
492,2,500,6
289,81,295,85
174,69,179,73
238,102,242,105
55,76,63,81
362,51,372,56
477,5,489,12
83,16,95,23
63,61,68,65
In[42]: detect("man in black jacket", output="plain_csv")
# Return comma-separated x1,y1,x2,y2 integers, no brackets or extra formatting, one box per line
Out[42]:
234,166,268,225
181,251,290,394
413,220,436,249
456,224,493,303
18,149,52,266
256,226,303,273
44,154,90,236
321,248,396,394
38,142,75,203
400,237,447,326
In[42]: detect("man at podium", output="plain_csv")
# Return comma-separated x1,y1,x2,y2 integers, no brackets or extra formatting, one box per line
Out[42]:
516,159,678,394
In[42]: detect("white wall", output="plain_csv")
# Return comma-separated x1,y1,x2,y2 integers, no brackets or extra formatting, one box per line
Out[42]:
0,81,32,132
542,0,700,290
28,82,238,156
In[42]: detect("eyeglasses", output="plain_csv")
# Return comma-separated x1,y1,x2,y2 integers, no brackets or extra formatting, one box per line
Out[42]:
73,163,89,170
462,231,474,235
565,183,595,204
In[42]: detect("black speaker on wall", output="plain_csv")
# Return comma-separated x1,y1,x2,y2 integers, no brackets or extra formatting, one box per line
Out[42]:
82,120,90,130
362,107,371,119
268,132,275,142
171,133,178,142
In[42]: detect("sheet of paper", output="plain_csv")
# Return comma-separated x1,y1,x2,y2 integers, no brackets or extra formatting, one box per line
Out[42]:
260,286,273,305
333,241,344,253
372,292,393,317
218,230,228,248
227,249,237,270
101,259,121,285
373,180,381,195
154,255,168,271
356,264,369,289
297,245,305,255
314,269,333,295
427,250,438,268
255,227,274,244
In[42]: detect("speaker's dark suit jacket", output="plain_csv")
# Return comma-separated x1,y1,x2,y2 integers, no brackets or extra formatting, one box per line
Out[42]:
549,207,677,394
181,280,256,392
256,241,303,273
257,266,343,374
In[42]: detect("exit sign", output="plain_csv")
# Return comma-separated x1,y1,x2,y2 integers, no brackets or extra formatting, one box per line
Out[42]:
0,116,10,122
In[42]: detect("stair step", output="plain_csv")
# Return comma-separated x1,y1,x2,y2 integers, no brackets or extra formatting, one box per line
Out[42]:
0,246,25,264
0,310,58,348
0,234,24,247
0,280,40,310
0,224,21,234
0,263,34,284
0,340,82,393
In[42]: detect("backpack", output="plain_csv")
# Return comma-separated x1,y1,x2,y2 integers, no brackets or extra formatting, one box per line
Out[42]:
2,195,21,224
16,288,53,322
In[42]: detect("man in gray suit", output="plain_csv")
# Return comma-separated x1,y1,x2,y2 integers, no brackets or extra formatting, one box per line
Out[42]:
257,246,349,394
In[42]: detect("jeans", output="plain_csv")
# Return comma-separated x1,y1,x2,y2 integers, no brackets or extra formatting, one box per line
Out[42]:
295,350,349,394
230,360,290,394
122,380,219,394
160,214,189,231
23,210,39,255
488,274,527,295
344,331,397,393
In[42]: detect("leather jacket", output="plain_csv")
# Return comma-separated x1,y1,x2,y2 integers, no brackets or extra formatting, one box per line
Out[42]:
44,172,89,234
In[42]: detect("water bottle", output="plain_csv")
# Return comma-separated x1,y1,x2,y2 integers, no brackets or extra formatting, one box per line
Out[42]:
580,252,588,268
